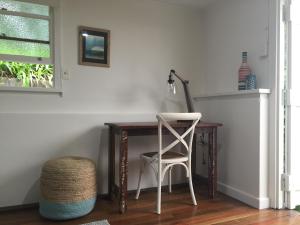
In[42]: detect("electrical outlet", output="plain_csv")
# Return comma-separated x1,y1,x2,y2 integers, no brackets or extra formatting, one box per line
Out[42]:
62,69,70,80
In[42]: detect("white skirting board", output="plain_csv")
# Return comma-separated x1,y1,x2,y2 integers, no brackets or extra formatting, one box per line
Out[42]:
218,182,270,209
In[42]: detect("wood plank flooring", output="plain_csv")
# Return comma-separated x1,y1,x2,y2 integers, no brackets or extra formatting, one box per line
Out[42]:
1,184,300,225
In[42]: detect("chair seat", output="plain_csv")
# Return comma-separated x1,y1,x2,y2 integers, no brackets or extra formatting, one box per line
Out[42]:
142,151,188,163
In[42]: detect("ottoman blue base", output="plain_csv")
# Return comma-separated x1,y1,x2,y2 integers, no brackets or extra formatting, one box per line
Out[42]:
39,197,96,220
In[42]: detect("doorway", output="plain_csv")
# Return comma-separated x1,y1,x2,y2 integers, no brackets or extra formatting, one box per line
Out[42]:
281,0,300,209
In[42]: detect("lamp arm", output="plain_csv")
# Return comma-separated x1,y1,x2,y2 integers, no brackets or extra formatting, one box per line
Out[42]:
170,70,195,112
172,71,185,83
182,81,195,112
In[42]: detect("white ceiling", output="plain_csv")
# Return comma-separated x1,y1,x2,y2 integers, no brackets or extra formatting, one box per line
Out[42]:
158,0,218,9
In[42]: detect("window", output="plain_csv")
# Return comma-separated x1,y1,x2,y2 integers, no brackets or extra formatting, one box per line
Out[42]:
0,0,60,91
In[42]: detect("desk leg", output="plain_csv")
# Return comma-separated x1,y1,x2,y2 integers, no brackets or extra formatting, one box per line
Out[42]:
192,134,197,177
208,128,217,198
212,127,217,197
108,127,115,200
119,130,128,214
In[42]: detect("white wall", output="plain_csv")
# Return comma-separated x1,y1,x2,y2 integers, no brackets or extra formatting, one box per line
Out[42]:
0,0,204,207
193,0,271,209
0,0,276,210
198,0,269,95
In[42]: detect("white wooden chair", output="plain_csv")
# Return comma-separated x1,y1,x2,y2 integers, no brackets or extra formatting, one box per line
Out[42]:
135,112,202,214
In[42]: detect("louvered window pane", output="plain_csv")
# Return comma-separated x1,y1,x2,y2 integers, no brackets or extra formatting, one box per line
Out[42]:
0,14,49,41
0,0,55,90
0,0,49,16
0,39,50,57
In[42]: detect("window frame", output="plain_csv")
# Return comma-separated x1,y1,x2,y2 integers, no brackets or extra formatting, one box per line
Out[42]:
0,0,62,93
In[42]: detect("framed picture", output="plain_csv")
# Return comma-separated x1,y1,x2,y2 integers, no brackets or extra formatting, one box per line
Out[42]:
79,26,110,67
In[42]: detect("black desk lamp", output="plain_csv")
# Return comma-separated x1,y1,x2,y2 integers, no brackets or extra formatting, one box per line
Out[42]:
167,69,195,112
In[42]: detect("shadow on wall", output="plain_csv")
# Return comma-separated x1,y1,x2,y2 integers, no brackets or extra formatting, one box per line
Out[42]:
24,178,39,205
97,127,109,194
114,79,185,112
3,123,193,207
0,127,105,207
115,82,161,109
52,126,109,196
160,97,185,112
0,163,40,206
50,127,103,158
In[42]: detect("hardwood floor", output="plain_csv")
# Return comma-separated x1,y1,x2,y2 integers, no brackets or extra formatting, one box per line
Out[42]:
1,184,300,225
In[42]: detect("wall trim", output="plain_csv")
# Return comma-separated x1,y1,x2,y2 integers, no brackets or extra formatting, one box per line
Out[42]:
194,89,271,100
218,182,270,209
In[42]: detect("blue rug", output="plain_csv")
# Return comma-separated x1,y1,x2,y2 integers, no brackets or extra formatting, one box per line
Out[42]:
80,220,110,225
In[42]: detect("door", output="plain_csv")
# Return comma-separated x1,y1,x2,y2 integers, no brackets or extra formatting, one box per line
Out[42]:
283,0,300,209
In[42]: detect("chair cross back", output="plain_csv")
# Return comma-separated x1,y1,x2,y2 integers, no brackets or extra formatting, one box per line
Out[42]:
156,113,201,156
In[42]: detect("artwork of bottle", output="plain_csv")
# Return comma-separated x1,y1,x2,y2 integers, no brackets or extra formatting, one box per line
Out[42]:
238,52,251,90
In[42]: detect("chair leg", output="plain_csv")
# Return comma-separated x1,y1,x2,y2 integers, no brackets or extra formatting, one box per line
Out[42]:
168,166,172,193
188,170,197,205
157,163,162,214
135,160,145,200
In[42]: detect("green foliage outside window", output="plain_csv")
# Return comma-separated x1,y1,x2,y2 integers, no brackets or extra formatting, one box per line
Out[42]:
0,61,53,88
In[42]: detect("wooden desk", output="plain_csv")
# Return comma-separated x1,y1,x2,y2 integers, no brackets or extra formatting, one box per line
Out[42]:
105,121,222,213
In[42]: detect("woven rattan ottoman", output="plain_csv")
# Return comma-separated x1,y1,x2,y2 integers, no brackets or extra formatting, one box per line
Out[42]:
39,156,97,220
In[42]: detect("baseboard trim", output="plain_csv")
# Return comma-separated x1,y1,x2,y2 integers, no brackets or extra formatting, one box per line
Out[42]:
0,203,39,212
218,182,269,209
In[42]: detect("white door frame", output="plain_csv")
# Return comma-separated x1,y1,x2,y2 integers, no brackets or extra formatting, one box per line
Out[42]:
283,0,300,209
268,0,286,209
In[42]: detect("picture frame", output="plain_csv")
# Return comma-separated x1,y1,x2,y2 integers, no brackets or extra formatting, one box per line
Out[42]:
79,26,110,67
